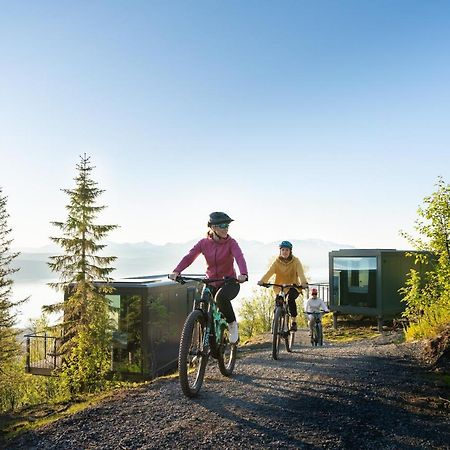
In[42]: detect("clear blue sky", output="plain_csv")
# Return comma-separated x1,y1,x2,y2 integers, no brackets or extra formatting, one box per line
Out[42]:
1,1,450,250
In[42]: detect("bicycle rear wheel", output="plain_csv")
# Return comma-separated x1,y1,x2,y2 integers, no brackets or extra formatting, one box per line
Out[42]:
284,315,292,353
179,310,209,397
288,324,295,352
272,307,283,360
218,326,237,376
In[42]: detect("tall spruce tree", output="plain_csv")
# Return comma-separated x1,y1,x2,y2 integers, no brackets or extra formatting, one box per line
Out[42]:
0,188,24,370
46,154,118,392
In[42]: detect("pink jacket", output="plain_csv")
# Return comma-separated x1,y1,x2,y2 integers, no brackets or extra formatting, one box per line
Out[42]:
173,236,248,281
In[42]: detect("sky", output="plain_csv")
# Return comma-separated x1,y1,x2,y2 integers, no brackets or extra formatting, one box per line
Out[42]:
1,0,450,252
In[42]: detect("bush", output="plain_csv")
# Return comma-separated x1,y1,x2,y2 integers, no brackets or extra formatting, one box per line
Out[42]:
0,361,69,413
400,177,450,341
239,287,308,339
238,288,274,340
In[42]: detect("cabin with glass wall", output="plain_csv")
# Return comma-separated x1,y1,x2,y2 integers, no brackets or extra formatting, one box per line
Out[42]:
106,275,200,379
329,249,431,330
25,275,199,378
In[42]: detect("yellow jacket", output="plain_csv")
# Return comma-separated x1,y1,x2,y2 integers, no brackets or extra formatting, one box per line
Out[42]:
260,256,308,294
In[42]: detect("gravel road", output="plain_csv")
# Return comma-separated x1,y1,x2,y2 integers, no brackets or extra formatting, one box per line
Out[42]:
7,330,450,450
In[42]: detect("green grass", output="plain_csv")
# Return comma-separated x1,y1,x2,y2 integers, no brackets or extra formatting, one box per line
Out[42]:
0,382,145,444
322,315,396,343
1,392,108,442
404,308,450,341
324,325,380,343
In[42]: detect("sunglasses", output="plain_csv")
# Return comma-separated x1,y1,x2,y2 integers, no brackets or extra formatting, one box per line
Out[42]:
214,223,229,229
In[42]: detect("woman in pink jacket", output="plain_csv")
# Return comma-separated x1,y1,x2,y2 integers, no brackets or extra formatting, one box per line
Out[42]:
169,212,248,344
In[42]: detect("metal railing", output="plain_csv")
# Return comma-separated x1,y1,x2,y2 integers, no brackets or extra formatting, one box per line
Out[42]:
25,333,62,375
305,283,330,306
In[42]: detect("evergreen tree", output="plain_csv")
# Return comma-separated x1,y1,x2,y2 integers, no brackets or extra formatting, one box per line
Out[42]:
46,154,118,392
0,188,25,370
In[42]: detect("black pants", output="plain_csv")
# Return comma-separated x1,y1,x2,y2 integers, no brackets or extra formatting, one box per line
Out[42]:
286,288,299,318
208,283,240,323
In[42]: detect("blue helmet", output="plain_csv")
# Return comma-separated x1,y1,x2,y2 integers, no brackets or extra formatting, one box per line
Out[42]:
279,240,293,250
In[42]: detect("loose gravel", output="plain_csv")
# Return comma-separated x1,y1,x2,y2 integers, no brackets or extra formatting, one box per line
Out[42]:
6,330,450,450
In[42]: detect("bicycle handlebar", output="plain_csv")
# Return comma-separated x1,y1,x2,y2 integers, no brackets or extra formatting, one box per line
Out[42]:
304,310,330,314
170,275,239,285
260,283,303,289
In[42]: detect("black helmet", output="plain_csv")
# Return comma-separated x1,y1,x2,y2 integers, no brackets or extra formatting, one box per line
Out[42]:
208,212,234,227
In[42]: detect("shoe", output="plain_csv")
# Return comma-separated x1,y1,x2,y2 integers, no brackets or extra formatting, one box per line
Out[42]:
290,322,297,332
228,321,239,344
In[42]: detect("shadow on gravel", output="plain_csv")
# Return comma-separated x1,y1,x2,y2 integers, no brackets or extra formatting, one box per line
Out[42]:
192,387,310,448
287,363,450,450
196,346,450,449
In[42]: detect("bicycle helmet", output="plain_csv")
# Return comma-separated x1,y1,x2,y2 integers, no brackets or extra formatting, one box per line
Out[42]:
311,288,318,295
208,212,234,227
279,240,293,249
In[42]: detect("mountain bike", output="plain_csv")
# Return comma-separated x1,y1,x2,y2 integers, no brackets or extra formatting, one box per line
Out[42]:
305,310,328,346
173,276,238,398
261,283,301,359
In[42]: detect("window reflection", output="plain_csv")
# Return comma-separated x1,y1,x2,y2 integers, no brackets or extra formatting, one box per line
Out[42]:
333,257,377,308
108,294,142,373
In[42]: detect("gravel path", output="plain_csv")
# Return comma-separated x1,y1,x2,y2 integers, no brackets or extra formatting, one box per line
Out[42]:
7,331,450,450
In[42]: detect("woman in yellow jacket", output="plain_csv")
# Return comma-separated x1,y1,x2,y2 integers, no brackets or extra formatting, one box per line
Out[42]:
257,240,308,331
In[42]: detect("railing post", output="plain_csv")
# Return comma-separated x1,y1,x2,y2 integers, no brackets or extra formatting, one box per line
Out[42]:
53,338,57,369
44,331,47,358
25,337,30,373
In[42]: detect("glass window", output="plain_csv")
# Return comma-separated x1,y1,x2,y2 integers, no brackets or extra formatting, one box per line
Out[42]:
107,294,143,374
332,257,377,308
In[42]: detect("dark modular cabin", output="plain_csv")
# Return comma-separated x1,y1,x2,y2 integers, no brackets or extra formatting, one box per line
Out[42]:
105,275,200,380
329,249,431,331
24,275,200,378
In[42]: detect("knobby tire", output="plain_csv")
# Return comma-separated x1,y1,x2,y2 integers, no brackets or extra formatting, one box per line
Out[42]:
318,322,323,346
272,307,283,360
217,326,237,376
288,322,295,352
312,322,320,346
284,314,292,353
178,310,208,397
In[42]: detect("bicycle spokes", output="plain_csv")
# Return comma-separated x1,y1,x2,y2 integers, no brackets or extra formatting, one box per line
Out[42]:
218,327,237,376
179,310,209,397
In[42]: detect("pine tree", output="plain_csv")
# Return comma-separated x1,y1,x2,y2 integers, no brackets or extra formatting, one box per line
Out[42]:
46,154,118,392
0,188,24,370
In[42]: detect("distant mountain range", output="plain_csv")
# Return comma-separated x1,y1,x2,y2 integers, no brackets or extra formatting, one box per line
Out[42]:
12,238,353,283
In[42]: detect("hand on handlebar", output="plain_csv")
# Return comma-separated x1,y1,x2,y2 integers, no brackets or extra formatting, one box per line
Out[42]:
237,274,248,283
168,272,180,281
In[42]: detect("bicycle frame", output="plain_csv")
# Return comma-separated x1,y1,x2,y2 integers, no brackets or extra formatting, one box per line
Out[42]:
274,291,290,332
305,310,326,346
195,284,228,349
175,275,239,397
261,283,301,358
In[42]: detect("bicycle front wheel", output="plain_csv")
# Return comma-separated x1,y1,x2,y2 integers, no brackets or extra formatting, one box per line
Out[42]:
317,322,323,346
218,326,237,376
178,310,209,397
272,307,283,360
312,322,319,346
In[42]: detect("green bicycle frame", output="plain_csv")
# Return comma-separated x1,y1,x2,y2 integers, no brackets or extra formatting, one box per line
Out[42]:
201,286,228,347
